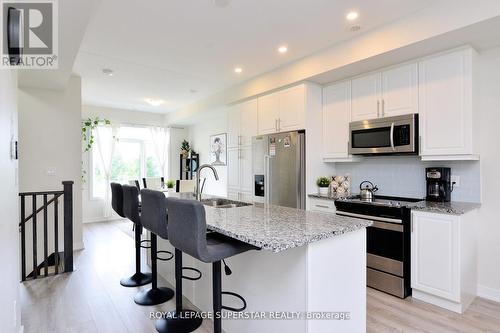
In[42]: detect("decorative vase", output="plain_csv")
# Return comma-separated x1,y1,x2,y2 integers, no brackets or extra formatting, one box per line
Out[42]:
318,187,329,196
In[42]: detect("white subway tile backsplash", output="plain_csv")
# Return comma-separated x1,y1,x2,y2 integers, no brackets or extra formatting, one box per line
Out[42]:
334,156,480,202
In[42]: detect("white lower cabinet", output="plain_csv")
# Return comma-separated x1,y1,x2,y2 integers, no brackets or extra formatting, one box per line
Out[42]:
411,210,477,313
227,146,253,201
309,198,336,214
227,147,240,190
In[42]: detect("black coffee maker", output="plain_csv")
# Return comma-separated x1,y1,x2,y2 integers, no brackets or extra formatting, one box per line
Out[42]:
426,167,452,202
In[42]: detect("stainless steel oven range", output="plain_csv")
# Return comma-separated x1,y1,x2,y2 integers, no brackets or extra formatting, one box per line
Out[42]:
335,195,422,298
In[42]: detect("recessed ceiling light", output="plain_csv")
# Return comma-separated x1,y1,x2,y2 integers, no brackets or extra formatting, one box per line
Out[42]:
102,68,114,76
346,11,359,21
234,67,243,73
144,98,165,107
278,46,288,54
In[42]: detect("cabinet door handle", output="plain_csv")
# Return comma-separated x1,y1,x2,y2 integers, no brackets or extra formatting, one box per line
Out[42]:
275,119,278,132
315,204,330,209
278,118,281,132
238,135,241,145
377,100,380,117
381,99,385,117
411,220,414,233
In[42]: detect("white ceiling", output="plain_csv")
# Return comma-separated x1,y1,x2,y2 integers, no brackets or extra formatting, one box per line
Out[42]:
74,0,436,113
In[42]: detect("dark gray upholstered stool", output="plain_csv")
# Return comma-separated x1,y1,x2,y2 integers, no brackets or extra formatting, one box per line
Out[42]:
142,190,203,333
133,188,175,306
111,183,152,287
162,197,257,333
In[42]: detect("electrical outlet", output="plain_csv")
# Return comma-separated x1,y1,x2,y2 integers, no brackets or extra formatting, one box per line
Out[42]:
46,169,56,176
451,175,460,187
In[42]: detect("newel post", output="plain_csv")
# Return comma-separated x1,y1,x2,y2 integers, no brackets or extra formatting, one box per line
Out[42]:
63,181,74,272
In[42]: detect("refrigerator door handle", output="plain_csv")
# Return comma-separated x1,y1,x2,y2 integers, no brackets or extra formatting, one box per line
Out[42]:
264,155,271,204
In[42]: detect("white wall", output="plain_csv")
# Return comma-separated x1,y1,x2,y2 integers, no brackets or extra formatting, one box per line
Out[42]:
81,105,170,223
18,76,84,252
477,46,500,299
188,111,228,197
0,70,20,333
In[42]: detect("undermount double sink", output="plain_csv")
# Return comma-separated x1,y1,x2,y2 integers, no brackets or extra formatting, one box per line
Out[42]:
201,198,252,209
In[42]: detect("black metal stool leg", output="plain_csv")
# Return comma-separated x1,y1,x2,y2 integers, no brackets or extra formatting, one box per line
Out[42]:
213,261,222,333
120,224,153,287
134,234,174,305
155,249,203,333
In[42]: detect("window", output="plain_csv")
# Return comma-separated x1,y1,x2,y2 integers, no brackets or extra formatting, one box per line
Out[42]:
91,126,167,199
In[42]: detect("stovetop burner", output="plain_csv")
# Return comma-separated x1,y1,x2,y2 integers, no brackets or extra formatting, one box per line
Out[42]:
337,195,423,208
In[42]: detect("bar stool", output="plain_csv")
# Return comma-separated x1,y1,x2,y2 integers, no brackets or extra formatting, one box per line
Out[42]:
132,187,174,306
111,183,153,287
162,197,257,333
141,190,203,333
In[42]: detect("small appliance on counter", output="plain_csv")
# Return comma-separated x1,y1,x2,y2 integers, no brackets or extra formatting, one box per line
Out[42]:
359,181,378,202
426,167,452,202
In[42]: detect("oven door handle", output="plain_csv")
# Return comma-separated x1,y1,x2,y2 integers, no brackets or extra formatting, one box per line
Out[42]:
390,122,395,151
336,210,403,224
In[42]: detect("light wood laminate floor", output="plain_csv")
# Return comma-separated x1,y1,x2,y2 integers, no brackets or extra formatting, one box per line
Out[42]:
20,221,500,333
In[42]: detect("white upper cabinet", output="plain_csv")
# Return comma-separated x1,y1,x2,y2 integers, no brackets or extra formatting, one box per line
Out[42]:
322,81,358,161
239,99,258,146
258,84,306,135
278,85,306,132
351,73,381,121
316,47,478,163
257,92,280,135
418,48,478,160
227,105,240,148
227,100,258,148
381,63,418,117
351,64,418,122
226,99,257,198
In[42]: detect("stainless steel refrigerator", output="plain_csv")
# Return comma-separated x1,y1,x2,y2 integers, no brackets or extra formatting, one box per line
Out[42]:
252,130,305,209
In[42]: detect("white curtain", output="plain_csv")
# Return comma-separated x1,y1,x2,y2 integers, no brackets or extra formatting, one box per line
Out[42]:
150,126,169,177
94,125,118,217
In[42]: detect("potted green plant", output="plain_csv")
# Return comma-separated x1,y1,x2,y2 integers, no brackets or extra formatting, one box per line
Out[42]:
180,140,191,158
165,179,175,192
316,176,331,196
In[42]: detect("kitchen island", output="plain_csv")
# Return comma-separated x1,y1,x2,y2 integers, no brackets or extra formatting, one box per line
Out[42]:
153,193,371,333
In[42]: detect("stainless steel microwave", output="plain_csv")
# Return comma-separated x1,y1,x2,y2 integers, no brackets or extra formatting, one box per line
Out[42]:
348,114,418,155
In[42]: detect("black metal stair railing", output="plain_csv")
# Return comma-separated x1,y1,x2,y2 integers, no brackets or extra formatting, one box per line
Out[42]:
18,181,74,281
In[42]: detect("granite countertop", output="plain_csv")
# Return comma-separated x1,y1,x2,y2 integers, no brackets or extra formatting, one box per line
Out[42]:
308,193,480,215
406,201,481,215
308,193,345,200
164,192,371,253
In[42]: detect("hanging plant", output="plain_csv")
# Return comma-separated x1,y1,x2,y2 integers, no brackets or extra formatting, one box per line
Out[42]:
82,117,111,153
81,117,112,184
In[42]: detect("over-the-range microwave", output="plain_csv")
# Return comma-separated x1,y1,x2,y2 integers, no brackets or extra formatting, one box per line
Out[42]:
348,114,418,155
